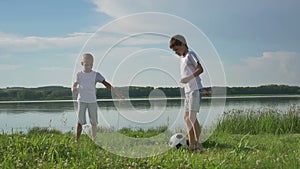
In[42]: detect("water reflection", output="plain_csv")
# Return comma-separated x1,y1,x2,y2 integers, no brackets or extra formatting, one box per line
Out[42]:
0,96,299,133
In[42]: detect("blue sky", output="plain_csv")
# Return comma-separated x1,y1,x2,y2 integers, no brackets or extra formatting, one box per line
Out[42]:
1,0,299,88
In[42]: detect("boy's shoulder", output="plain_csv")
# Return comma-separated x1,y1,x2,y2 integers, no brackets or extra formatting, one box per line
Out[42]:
76,71,82,75
187,50,197,56
187,50,200,58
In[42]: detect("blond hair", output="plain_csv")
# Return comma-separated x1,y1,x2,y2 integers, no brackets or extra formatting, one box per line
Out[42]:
82,53,94,63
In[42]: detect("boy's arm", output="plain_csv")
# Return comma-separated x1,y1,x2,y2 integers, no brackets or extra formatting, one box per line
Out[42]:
72,82,79,92
180,62,203,83
201,89,211,96
72,73,79,93
102,80,124,99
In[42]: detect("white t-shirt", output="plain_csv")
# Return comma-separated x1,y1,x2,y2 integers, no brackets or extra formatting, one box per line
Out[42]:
76,71,105,103
180,50,202,93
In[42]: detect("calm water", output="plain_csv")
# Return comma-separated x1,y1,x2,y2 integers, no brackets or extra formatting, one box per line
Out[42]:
0,95,299,133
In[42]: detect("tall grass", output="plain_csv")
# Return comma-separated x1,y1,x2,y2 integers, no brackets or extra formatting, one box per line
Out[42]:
118,126,168,138
1,125,300,168
216,105,300,134
1,106,300,168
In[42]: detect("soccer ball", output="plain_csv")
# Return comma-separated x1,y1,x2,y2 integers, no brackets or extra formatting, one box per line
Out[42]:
168,133,189,149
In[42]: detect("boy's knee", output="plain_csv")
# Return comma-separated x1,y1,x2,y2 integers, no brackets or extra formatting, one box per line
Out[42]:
188,113,198,124
185,116,194,124
184,113,189,121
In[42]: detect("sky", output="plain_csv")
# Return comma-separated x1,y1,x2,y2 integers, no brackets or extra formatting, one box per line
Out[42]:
0,0,300,88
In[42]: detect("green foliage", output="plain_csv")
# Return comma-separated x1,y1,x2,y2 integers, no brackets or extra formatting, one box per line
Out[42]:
1,84,299,101
1,128,300,168
0,108,300,168
226,84,300,95
216,105,300,134
0,86,72,101
118,126,168,138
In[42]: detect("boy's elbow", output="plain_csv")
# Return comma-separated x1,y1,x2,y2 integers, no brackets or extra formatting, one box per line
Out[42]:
103,81,112,89
196,63,203,75
72,82,78,87
197,68,203,75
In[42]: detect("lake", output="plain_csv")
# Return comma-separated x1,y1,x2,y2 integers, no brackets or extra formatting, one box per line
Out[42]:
0,95,299,134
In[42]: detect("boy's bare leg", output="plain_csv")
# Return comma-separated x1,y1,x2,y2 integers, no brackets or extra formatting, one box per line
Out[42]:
190,111,205,151
91,124,97,141
190,112,198,149
188,127,196,149
193,118,204,150
185,112,195,149
76,123,82,142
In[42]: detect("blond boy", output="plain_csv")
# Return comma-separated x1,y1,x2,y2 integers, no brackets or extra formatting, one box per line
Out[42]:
72,53,123,142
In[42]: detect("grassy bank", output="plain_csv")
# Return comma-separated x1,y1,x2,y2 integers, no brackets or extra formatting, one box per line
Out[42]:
1,107,300,168
216,105,300,134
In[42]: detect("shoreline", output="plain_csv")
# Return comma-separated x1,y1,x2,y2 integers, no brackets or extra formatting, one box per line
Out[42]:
0,94,299,104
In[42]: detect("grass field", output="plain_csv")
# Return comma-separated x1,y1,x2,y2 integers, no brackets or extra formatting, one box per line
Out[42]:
1,106,299,168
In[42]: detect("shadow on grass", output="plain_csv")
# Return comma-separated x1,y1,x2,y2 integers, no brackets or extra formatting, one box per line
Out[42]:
203,140,234,150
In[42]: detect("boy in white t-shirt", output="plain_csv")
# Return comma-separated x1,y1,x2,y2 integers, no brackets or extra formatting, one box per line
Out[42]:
72,53,123,142
169,34,205,153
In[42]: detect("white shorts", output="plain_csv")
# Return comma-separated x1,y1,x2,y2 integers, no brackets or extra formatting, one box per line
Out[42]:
77,102,98,125
184,90,201,113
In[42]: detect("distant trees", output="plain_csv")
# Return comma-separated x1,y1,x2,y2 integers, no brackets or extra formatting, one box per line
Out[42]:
0,84,299,101
0,86,72,101
226,85,300,95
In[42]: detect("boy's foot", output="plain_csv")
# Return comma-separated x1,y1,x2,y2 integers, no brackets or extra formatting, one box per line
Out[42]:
192,147,205,153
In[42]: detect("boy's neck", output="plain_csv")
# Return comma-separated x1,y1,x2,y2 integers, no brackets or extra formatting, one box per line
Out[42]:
183,49,188,56
83,69,92,73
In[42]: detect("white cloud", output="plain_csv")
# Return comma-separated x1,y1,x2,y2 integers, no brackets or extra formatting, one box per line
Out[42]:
89,0,196,36
0,64,23,70
0,32,93,53
0,31,167,56
226,51,300,86
91,0,134,18
2,1,298,88
90,0,177,18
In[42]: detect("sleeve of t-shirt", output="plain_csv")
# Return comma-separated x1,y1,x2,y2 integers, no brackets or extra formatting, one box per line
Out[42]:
189,51,200,67
96,72,105,82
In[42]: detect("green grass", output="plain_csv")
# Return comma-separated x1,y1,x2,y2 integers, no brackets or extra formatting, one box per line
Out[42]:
1,106,300,168
216,105,300,134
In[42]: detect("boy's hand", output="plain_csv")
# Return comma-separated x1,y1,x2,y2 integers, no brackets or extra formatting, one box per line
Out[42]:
72,87,78,93
202,90,211,96
180,76,191,83
72,82,78,93
116,92,125,100
116,94,125,106
119,94,125,100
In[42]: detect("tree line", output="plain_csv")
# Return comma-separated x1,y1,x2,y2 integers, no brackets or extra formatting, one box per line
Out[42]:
0,84,299,101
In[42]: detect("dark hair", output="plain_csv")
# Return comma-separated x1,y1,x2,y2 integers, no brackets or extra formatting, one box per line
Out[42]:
169,37,188,49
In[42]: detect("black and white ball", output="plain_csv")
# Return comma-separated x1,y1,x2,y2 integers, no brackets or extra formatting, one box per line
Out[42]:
168,133,189,149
